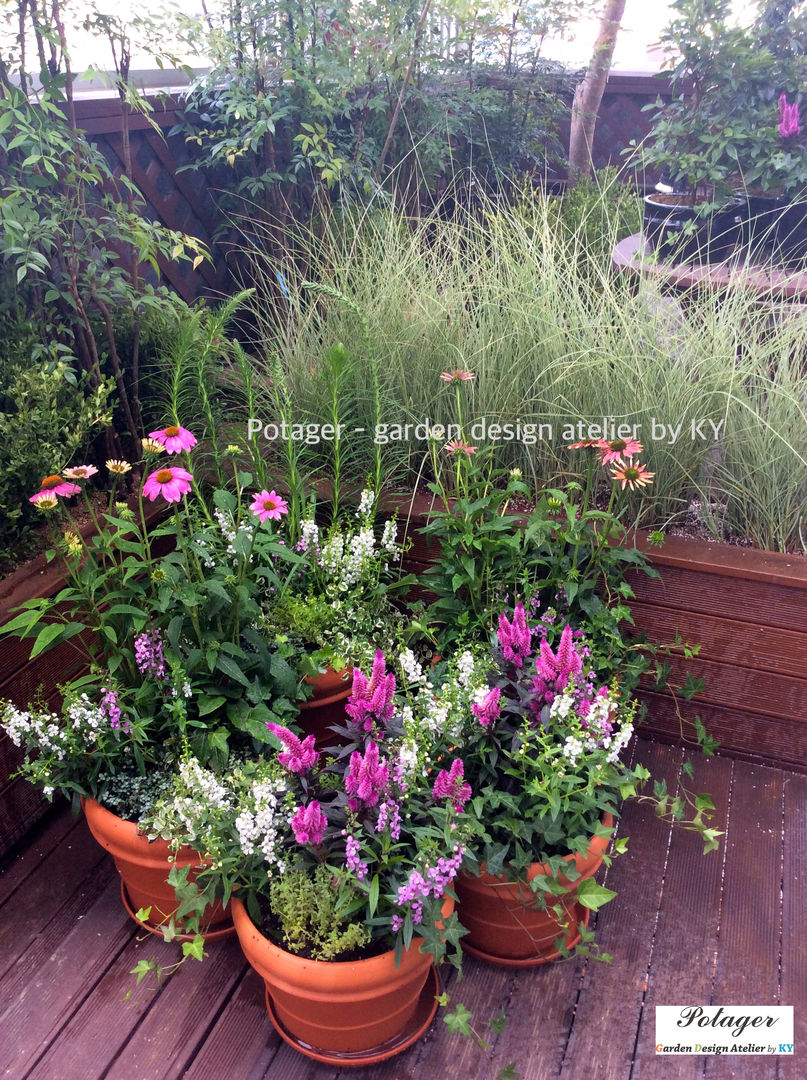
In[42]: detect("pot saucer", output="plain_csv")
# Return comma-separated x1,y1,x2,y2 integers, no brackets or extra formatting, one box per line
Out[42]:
264,965,439,1066
460,905,591,968
120,880,235,942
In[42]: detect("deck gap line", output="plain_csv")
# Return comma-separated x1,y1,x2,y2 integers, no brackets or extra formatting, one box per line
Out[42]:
626,746,683,1080
176,958,251,1078
707,757,734,1011
0,807,83,911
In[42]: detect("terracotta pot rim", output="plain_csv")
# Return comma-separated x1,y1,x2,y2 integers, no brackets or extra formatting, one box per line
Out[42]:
83,796,205,867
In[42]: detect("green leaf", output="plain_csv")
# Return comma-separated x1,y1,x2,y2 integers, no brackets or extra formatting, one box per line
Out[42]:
368,874,379,916
215,654,251,687
181,935,206,962
498,1065,521,1080
576,878,617,912
197,695,227,717
443,1002,474,1038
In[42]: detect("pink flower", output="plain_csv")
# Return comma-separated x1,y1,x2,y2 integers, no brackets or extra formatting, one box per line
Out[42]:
345,651,396,733
29,474,82,503
444,440,477,455
266,723,319,774
291,801,327,845
249,489,289,523
432,759,471,811
345,740,390,810
148,425,197,455
497,602,532,668
779,93,801,138
142,467,193,503
440,369,475,382
62,465,98,480
533,625,584,703
596,438,643,465
471,686,501,727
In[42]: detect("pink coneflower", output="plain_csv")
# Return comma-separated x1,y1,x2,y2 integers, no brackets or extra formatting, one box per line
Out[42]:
440,370,475,382
444,440,477,455
596,438,643,465
63,465,98,480
610,462,655,491
148,425,197,455
142,466,193,503
249,489,289,522
29,475,82,503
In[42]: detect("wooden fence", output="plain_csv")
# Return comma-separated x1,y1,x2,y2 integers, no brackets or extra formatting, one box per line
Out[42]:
72,71,672,301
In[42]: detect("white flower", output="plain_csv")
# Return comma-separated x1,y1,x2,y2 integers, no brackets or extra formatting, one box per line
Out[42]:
357,489,375,516
381,518,399,557
457,651,476,688
399,648,425,685
300,518,319,551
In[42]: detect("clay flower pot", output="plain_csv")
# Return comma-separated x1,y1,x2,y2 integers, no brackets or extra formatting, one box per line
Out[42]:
83,798,232,939
297,665,353,750
231,896,447,1064
455,813,614,967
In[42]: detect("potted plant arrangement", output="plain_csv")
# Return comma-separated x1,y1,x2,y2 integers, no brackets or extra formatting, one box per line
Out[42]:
403,607,720,967
0,428,313,935
138,649,472,1064
631,0,754,263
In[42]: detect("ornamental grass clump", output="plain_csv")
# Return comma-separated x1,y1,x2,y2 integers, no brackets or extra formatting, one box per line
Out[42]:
142,649,473,966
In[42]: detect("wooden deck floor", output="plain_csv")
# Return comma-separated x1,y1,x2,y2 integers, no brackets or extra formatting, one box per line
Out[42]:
0,739,804,1080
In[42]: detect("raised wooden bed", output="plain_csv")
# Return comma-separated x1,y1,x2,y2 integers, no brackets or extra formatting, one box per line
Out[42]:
396,492,807,772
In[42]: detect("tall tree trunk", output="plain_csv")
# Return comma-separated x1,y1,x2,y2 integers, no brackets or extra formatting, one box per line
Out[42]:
568,0,626,184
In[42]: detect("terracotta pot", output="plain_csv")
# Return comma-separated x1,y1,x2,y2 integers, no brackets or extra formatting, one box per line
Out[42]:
83,798,232,938
298,665,353,749
231,895,448,1061
455,813,614,967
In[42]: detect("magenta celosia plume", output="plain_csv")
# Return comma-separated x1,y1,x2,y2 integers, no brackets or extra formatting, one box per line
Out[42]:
291,800,328,845
471,686,501,727
345,739,390,809
497,602,532,668
432,758,472,811
345,650,396,732
779,93,801,137
266,723,319,774
533,625,584,703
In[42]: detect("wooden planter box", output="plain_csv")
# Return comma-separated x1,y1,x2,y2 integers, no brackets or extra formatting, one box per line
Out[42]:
396,495,807,772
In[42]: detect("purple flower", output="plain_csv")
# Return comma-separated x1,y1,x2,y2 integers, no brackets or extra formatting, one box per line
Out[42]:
533,625,583,704
394,846,464,927
266,723,319,774
134,630,166,680
376,797,402,840
497,603,531,668
432,759,471,811
291,800,328,845
471,686,501,728
345,650,396,733
100,687,124,730
779,93,801,138
345,832,369,881
345,740,390,810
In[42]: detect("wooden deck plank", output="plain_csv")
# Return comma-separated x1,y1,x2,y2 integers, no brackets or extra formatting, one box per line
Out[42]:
0,871,135,1078
28,929,195,1080
630,752,734,1080
779,772,807,1080
0,802,78,905
182,967,279,1080
703,761,784,1080
0,816,108,981
557,741,682,1080
103,937,248,1080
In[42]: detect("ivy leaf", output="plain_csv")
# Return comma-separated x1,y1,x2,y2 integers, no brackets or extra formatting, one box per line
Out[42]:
443,1002,474,1038
576,878,617,911
489,1007,508,1035
498,1064,521,1080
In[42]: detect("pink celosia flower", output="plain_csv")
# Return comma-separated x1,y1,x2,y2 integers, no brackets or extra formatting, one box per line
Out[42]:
62,465,99,480
345,740,390,810
471,686,501,727
29,474,82,503
596,438,643,465
148,425,198,455
266,723,319,774
533,625,584,703
779,93,801,138
444,440,477,455
440,370,475,382
432,758,471,811
291,800,328,845
142,466,193,503
497,602,532,668
345,650,396,732
249,489,289,523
